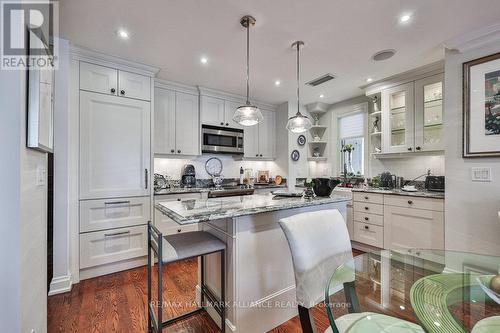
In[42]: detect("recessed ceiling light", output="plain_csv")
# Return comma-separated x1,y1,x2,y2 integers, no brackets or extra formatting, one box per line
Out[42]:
117,29,129,39
200,57,208,64
372,49,396,61
319,94,324,98
399,14,411,24
275,80,281,86
366,77,373,83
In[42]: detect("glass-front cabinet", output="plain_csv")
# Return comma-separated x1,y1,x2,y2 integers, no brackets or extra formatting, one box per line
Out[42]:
381,82,415,153
414,73,444,151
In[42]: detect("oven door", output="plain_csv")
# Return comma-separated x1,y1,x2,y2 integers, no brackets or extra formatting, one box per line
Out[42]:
202,126,244,155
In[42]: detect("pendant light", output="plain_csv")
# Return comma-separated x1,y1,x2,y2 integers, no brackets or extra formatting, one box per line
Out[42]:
233,15,263,127
286,41,312,133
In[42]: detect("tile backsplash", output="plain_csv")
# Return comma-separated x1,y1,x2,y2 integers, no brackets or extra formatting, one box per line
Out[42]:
154,155,285,180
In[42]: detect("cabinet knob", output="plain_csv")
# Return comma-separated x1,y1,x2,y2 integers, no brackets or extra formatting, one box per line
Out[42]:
110,88,116,93
407,147,412,151
260,154,263,157
408,200,413,205
120,90,125,95
226,123,229,126
177,198,181,201
364,196,369,200
364,206,369,210
416,146,422,151
171,149,175,153
177,229,182,233
177,150,181,154
256,154,259,157
364,225,369,230
220,122,224,125
364,217,369,221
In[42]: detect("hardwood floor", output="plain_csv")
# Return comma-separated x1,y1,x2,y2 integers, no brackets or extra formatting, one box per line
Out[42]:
48,250,365,332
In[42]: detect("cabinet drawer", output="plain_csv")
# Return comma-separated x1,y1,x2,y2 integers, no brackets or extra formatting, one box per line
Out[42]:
80,196,150,233
80,225,147,269
163,224,199,235
384,195,444,211
354,211,384,226
154,208,198,235
118,70,151,101
353,192,384,204
354,202,384,215
353,222,384,248
154,192,202,203
80,62,118,95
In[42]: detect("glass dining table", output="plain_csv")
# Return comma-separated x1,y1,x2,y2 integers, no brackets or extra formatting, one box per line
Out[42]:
325,249,500,333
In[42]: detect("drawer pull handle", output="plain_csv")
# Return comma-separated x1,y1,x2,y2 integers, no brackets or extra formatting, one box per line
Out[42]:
364,206,369,210
110,88,116,93
364,217,369,221
408,200,413,205
104,231,130,237
105,200,130,205
145,169,148,189
364,225,369,230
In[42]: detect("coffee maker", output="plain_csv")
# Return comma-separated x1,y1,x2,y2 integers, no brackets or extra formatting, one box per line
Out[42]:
181,164,196,188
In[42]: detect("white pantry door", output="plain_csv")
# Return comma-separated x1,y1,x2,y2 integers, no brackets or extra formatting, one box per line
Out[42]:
80,91,150,199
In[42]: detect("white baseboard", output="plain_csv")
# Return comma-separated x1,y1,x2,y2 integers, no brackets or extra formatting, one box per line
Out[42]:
48,274,73,296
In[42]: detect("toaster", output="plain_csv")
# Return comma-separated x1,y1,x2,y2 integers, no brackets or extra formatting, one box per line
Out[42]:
425,176,445,192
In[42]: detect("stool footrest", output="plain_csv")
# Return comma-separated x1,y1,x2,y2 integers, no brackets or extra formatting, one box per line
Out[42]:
161,308,204,327
202,285,224,316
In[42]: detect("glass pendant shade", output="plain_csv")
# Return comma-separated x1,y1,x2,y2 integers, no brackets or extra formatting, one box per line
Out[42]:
286,113,312,133
233,104,263,126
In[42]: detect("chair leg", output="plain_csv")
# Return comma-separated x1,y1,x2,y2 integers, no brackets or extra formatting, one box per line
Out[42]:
147,225,152,332
157,236,163,331
220,249,225,333
200,254,205,308
298,305,317,333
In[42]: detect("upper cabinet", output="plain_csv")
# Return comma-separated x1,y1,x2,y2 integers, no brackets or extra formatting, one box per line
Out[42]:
200,96,244,129
244,109,276,160
80,62,151,101
375,70,444,155
414,73,444,152
154,86,200,156
381,82,415,154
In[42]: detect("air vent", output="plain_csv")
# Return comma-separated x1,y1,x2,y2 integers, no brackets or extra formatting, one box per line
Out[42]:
306,73,336,86
372,49,396,61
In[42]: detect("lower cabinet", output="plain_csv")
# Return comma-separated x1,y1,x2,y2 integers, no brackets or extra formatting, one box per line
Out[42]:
154,192,202,235
353,221,384,248
384,205,444,250
80,225,148,269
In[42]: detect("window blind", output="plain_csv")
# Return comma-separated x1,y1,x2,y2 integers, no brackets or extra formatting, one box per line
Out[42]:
339,112,364,138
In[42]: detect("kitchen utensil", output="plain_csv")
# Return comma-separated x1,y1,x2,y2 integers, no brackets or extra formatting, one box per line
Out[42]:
297,135,306,146
275,175,283,185
291,150,300,161
205,157,223,176
312,178,341,197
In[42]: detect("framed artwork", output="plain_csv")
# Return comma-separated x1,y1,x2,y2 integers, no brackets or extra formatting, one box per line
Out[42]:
27,27,54,153
463,52,500,157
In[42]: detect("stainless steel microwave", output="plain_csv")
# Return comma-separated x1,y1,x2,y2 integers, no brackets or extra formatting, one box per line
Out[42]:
202,125,244,155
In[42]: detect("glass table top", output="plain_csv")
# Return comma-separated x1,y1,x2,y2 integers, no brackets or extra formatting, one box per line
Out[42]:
325,249,500,333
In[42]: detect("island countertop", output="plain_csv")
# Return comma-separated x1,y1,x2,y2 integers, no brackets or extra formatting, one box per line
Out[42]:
155,193,351,225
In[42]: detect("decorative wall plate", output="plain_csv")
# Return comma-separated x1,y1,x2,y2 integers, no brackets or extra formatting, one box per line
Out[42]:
297,135,306,146
291,150,300,161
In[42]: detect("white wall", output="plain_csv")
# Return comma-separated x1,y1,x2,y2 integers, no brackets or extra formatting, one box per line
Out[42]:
0,66,48,332
371,154,445,179
444,43,500,255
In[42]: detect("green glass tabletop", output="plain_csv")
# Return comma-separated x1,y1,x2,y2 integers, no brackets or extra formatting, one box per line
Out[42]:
325,250,500,333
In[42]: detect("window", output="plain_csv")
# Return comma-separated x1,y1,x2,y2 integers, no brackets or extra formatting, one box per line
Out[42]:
338,112,365,176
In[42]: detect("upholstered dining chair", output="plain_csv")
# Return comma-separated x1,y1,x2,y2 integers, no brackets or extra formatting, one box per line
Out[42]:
279,209,424,333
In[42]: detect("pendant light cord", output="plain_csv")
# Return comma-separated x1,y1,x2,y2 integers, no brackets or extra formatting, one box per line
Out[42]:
246,18,250,105
296,42,300,115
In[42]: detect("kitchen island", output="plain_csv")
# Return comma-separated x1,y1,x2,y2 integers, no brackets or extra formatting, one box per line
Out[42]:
155,193,351,333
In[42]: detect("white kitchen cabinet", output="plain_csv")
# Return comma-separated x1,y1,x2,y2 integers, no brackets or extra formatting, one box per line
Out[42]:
201,95,226,126
154,193,202,235
414,73,444,152
118,70,151,101
353,221,384,248
384,205,444,251
80,62,150,101
79,91,150,199
80,62,118,96
244,109,275,159
224,100,245,129
381,82,415,153
154,87,199,156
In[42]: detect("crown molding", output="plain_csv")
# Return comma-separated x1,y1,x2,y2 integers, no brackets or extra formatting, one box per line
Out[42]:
444,22,500,53
154,78,198,95
70,44,160,77
198,86,277,110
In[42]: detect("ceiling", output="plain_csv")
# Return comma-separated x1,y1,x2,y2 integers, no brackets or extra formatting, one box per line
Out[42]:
60,0,500,105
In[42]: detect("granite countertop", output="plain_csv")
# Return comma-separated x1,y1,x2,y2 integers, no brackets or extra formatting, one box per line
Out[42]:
352,187,445,199
154,183,287,195
155,193,350,225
